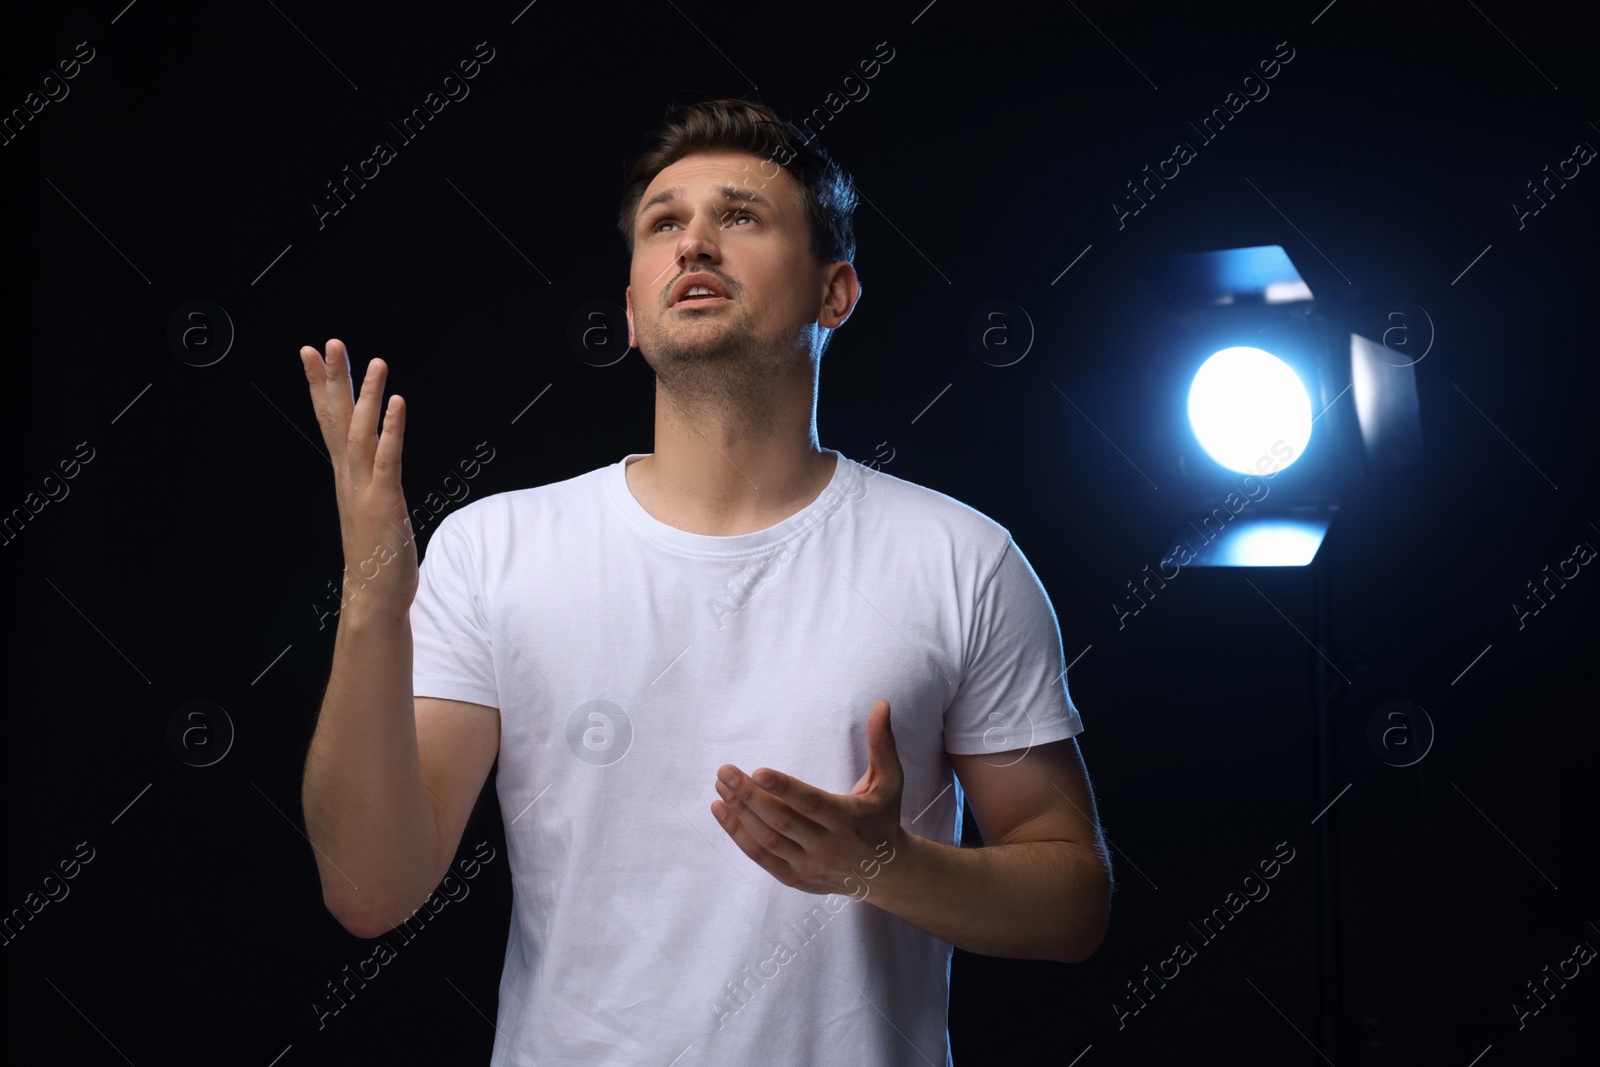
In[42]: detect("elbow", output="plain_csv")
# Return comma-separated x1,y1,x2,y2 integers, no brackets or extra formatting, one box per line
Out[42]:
343,917,383,940
336,908,404,941
322,887,400,941
1055,907,1109,964
325,895,382,940
314,849,438,940
1055,858,1112,964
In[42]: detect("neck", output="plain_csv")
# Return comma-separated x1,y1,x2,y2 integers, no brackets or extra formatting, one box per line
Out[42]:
629,366,835,536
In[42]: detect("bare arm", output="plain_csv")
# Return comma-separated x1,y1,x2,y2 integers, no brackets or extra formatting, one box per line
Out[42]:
303,618,501,937
295,338,498,938
868,738,1112,963
302,610,440,937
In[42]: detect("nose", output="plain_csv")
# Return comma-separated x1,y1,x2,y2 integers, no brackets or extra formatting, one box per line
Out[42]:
673,211,724,268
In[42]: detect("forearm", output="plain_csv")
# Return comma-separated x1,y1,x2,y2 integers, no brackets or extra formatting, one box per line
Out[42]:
301,605,441,937
866,832,1110,963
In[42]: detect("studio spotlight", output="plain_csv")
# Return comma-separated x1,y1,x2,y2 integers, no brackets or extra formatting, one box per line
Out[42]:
1187,346,1313,475
1136,244,1345,569
1130,244,1430,1067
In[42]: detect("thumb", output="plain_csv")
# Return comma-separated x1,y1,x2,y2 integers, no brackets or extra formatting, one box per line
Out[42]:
852,699,899,795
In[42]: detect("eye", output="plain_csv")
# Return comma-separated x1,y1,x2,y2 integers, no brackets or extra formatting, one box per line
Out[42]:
650,211,756,233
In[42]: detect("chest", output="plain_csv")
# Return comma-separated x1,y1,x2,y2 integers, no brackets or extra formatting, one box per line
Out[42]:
487,547,962,814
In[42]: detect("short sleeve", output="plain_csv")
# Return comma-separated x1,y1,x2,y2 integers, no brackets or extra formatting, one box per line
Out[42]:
943,537,1084,755
409,510,500,708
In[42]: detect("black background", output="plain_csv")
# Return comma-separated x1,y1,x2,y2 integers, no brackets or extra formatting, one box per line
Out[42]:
3,1,1595,1064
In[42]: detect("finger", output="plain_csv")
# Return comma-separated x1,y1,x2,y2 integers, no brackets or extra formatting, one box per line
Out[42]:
300,343,345,466
321,339,358,469
372,393,405,488
715,768,820,860
855,699,901,797
716,777,799,861
874,699,900,772
372,394,416,549
712,798,798,880
345,352,389,484
746,766,834,827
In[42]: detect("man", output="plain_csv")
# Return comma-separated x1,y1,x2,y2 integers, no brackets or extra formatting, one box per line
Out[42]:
300,97,1111,1066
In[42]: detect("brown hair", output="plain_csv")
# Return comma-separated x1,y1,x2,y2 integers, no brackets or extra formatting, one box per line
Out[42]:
617,98,859,268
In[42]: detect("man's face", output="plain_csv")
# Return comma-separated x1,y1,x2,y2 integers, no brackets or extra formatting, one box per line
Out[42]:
625,151,851,378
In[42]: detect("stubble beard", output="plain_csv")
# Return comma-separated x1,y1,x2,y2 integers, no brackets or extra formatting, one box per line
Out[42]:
642,303,811,433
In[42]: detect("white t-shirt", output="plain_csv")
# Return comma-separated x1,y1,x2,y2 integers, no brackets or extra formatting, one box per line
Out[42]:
409,448,1084,1066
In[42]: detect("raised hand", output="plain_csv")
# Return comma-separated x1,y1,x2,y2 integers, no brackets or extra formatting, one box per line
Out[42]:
298,338,419,623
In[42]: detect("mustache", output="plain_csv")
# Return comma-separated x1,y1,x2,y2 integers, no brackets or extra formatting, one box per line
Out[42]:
664,272,737,305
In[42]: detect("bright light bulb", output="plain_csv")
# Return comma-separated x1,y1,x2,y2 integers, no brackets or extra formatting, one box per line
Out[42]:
1187,347,1313,474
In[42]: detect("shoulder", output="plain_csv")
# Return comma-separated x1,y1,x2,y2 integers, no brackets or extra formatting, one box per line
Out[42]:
850,461,1014,576
425,459,611,543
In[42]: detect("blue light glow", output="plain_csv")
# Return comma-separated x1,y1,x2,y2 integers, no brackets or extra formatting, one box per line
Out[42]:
1213,519,1326,566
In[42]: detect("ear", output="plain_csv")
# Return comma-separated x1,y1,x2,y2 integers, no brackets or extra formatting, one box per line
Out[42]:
819,261,860,330
625,284,637,348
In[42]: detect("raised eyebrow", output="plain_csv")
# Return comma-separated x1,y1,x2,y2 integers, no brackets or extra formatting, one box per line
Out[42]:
640,184,773,220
